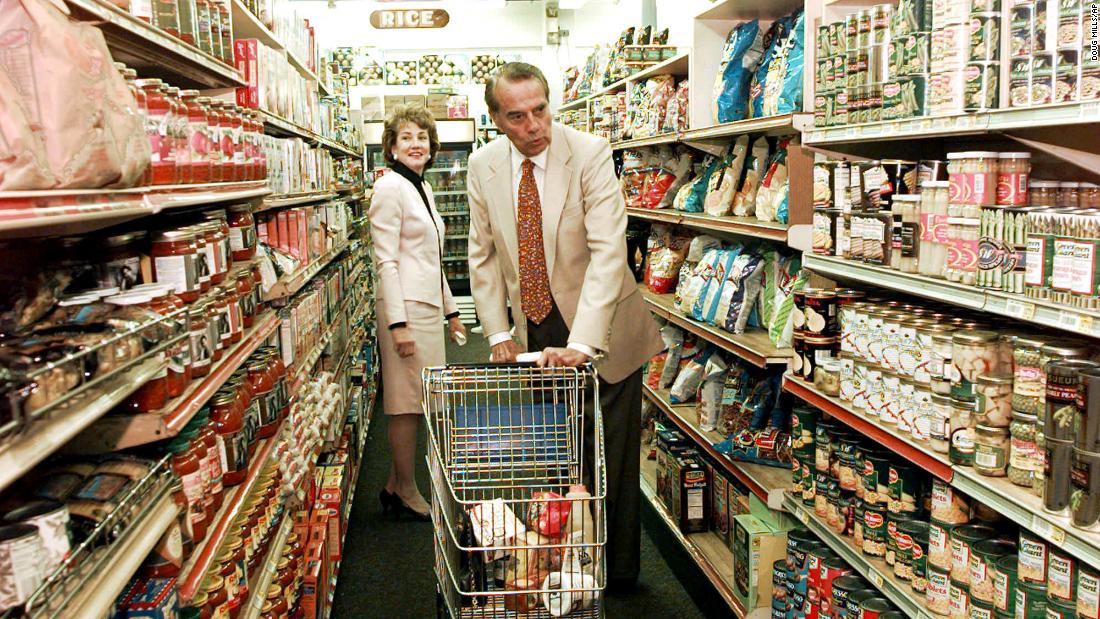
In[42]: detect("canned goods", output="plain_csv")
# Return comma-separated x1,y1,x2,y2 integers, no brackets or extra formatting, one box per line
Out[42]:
991,554,1018,615
931,478,972,524
912,531,930,593
969,599,995,619
929,519,957,571
968,539,1015,604
889,462,921,513
849,589,880,619
1014,580,1047,618
820,555,854,617
1017,531,1047,583
1072,448,1100,530
949,579,971,619
1047,547,1077,603
863,503,889,557
0,524,45,610
1046,599,1077,619
951,525,996,585
886,512,921,567
1080,564,1100,619
861,596,895,619
928,566,952,616
832,575,871,619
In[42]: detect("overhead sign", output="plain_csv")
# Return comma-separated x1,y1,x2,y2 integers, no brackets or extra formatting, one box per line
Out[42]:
369,9,450,29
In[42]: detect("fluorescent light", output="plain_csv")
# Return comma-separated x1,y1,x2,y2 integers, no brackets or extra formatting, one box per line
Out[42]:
559,0,589,8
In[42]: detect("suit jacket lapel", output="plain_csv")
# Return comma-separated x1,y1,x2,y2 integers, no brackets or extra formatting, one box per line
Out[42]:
485,144,519,277
542,125,571,281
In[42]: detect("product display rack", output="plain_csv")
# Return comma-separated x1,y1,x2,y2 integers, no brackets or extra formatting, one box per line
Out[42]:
256,191,339,213
258,110,361,158
644,385,789,509
263,242,350,301
782,496,934,619
64,0,244,88
639,286,792,368
625,208,789,242
639,445,745,618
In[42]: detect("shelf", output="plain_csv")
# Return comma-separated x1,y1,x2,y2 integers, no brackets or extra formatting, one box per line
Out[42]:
0,356,164,494
783,497,935,619
803,254,1100,338
65,0,244,89
264,241,349,301
75,311,281,451
258,111,361,158
178,416,289,604
643,385,789,509
639,446,747,618
287,49,320,84
782,376,954,482
802,101,1100,146
681,114,813,143
952,467,1100,573
50,484,180,619
433,190,468,196
625,208,788,241
611,133,680,151
625,52,690,82
639,285,792,368
242,513,295,619
229,0,281,50
0,181,271,238
695,0,807,19
256,191,337,212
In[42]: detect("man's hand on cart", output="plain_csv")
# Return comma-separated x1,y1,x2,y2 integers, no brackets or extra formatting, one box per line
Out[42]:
537,347,590,368
490,339,525,362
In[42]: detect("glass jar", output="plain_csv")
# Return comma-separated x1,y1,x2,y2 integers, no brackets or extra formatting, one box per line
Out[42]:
151,229,201,303
227,205,257,260
195,413,224,512
1013,336,1051,414
892,194,922,273
204,299,224,360
1029,180,1060,207
1058,181,1081,208
165,87,191,185
227,105,244,182
181,90,211,184
204,98,224,183
221,286,243,345
974,374,1013,428
974,424,1010,476
188,304,213,377
864,363,886,418
248,360,278,438
951,396,977,466
996,152,1031,207
207,0,223,66
193,0,211,54
952,330,1001,397
217,3,232,65
945,203,982,284
168,434,207,544
236,271,255,328
949,151,999,206
931,393,953,453
1081,182,1100,208
211,392,248,486
920,180,951,278
136,79,177,185
1009,412,1041,489
204,576,229,619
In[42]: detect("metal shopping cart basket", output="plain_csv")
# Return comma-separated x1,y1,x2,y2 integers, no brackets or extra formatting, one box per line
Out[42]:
424,364,607,619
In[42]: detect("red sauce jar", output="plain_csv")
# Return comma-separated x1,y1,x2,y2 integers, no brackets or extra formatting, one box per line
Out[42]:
189,304,213,377
229,106,245,182
204,576,229,619
104,292,170,413
205,300,224,361
227,373,258,459
236,271,255,328
263,585,288,619
216,547,242,619
251,262,264,313
182,90,211,184
205,99,224,183
223,286,243,344
145,286,191,397
202,211,233,269
266,348,289,420
136,79,177,186
195,222,227,285
276,555,294,595
227,205,256,260
252,112,268,180
195,412,224,512
152,229,201,303
216,102,235,182
167,86,191,185
227,536,247,599
187,590,212,619
211,391,248,486
121,68,153,186
179,425,214,526
168,434,207,544
247,360,278,438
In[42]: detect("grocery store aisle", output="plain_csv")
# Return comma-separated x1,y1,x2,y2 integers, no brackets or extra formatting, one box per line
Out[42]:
331,334,729,618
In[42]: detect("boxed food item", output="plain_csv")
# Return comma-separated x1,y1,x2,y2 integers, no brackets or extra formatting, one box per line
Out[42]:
711,466,730,543
1010,56,1032,107
748,493,799,532
426,93,450,119
1054,50,1079,103
882,76,927,119
383,95,404,114
404,94,427,110
448,94,469,118
115,577,178,619
655,424,694,510
963,61,998,110
730,515,789,610
670,453,709,534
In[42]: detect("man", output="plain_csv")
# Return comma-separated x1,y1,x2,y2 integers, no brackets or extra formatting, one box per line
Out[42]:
466,62,663,589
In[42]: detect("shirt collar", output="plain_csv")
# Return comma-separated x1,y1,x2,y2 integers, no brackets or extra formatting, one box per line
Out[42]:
509,140,548,175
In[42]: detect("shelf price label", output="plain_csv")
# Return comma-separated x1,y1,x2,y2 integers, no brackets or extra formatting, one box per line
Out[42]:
1005,300,1036,320
1056,311,1092,332
1081,102,1100,119
869,571,884,588
1031,515,1067,545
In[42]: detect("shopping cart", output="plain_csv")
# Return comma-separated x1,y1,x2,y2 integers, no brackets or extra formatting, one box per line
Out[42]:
424,363,607,618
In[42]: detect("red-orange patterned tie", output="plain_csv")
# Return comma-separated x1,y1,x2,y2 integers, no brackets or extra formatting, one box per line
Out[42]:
518,159,553,324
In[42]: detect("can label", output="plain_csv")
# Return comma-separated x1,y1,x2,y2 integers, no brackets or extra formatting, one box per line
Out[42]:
1018,535,1048,582
1079,569,1100,619
950,581,970,617
1048,552,1077,601
993,566,1016,614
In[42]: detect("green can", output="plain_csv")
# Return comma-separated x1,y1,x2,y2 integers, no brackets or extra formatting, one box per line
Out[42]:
1044,599,1076,619
970,539,1016,604
792,407,818,451
816,420,837,472
894,520,929,582
1015,581,1048,619
886,512,922,567
992,554,1019,615
854,500,867,549
950,579,972,619
863,502,889,557
929,518,957,571
950,524,996,585
971,599,996,619
911,530,930,593
862,451,893,505
1046,546,1077,603
888,461,921,511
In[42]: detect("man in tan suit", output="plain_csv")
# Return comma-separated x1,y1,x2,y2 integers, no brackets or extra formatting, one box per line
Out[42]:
467,62,663,589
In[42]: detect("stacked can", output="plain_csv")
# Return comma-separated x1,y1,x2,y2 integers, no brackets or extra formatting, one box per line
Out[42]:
928,0,1001,115
1010,0,1100,108
814,5,893,127
883,0,931,119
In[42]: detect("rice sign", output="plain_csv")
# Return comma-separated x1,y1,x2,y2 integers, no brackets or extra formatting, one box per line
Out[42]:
369,9,450,29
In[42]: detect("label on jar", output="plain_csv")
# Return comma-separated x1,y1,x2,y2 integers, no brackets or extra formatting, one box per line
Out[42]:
1048,552,1076,601
101,256,141,290
1072,240,1100,296
1011,437,1042,471
220,431,248,475
922,213,951,243
1079,569,1099,619
952,427,977,464
0,530,45,609
950,580,970,617
993,567,1013,613
189,324,213,369
229,225,257,253
1026,235,1051,288
975,442,1007,470
1052,237,1077,291
929,521,952,569
997,172,1030,206
154,254,199,295
928,569,951,607
1018,535,1047,582
897,326,919,375
146,110,174,164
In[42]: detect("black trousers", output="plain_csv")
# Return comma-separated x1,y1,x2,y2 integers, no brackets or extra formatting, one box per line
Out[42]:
526,304,643,581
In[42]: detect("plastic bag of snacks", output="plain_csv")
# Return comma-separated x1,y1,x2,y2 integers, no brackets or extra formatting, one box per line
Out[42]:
664,82,690,133
755,141,791,223
655,325,683,389
682,155,720,213
766,262,806,349
716,428,792,467
660,330,699,390
678,248,724,316
693,248,742,324
645,76,676,137
656,149,695,209
697,355,730,432
644,225,692,293
750,16,795,119
718,366,753,436
719,252,766,334
670,346,717,404
733,137,771,216
0,0,149,190
714,20,765,124
704,136,749,217
772,13,806,116
674,235,722,311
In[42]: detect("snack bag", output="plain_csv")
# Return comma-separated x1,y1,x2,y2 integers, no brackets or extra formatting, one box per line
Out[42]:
697,355,730,432
732,137,770,216
703,136,749,217
755,141,790,222
526,492,572,538
749,15,794,118
774,13,806,115
713,20,765,123
681,155,720,213
670,346,716,404
719,253,766,334
656,149,696,209
644,227,692,293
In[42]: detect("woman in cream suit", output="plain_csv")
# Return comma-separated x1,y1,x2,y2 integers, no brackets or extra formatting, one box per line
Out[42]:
370,105,465,520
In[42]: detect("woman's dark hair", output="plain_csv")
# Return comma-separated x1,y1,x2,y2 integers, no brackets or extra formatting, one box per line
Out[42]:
381,104,440,166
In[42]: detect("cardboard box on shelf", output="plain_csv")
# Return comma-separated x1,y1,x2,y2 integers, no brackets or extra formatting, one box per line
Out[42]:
426,93,450,119
748,493,799,533
404,94,426,109
730,515,788,611
360,97,383,121
711,468,730,545
383,95,404,113
300,533,330,619
671,455,709,534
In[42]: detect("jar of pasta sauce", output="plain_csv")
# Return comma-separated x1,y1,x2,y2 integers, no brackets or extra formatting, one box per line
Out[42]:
229,105,246,181
236,271,255,328
189,303,213,377
211,392,248,486
167,434,207,544
216,546,242,618
197,222,228,285
205,300,225,361
179,91,210,184
202,211,233,270
191,409,223,514
248,360,279,438
207,100,228,183
200,97,222,183
204,576,229,619
152,229,201,302
227,205,256,260
136,79,177,185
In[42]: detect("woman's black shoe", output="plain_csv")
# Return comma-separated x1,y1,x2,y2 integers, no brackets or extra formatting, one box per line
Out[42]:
380,489,430,521
379,489,399,514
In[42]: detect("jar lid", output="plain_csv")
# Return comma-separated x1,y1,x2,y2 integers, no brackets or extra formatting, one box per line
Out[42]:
133,78,164,88
101,232,144,247
946,152,967,160
105,292,154,305
892,194,921,202
166,86,180,95
180,89,200,97
1040,340,1095,357
1012,410,1038,423
57,295,99,307
820,358,841,371
966,151,1001,158
921,180,950,188
998,152,1032,159
1029,180,1060,188
152,229,196,242
975,424,1009,435
976,373,1013,385
203,209,228,220
266,584,283,600
805,289,837,299
1013,335,1050,348
212,392,237,406
953,329,998,343
203,575,225,593
1082,182,1099,188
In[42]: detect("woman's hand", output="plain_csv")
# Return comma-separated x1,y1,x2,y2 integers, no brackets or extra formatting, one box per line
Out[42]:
448,316,466,344
392,326,417,358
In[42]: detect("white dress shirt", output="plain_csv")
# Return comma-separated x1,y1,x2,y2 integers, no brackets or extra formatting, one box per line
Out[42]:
486,141,596,359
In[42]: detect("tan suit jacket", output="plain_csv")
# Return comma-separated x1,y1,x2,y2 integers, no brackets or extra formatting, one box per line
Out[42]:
467,123,662,384
370,171,459,325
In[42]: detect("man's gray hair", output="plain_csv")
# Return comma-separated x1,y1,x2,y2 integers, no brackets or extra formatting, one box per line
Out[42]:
484,62,550,114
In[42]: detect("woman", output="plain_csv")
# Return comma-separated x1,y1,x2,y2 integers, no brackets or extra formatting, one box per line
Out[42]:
370,105,465,520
